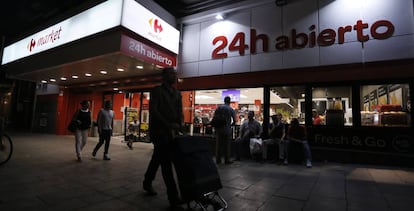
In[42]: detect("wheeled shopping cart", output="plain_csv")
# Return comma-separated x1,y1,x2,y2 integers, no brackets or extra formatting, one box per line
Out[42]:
173,135,228,211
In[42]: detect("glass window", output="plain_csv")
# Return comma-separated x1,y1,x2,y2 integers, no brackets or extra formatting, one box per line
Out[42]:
270,86,306,124
311,86,353,126
361,84,411,127
193,88,264,138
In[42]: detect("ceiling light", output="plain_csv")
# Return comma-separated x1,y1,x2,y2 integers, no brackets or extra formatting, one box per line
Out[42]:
72,75,79,79
60,77,67,81
113,87,119,91
100,70,107,74
136,65,144,69
215,14,224,20
85,73,92,77
41,80,47,83
117,68,125,72
50,79,56,82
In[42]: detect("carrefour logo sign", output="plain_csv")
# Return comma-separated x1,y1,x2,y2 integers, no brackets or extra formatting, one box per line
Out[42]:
149,18,163,33
27,27,63,52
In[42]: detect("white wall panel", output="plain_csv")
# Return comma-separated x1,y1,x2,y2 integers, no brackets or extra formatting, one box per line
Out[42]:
199,20,226,60
319,0,362,43
320,42,363,65
223,11,251,58
362,0,414,36
251,52,283,72
199,60,223,76
181,24,201,63
179,62,199,78
223,56,250,74
178,0,414,78
283,47,319,69
283,0,318,34
251,2,283,54
364,35,414,62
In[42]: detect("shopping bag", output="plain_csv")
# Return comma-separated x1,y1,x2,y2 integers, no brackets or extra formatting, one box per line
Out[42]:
249,138,262,155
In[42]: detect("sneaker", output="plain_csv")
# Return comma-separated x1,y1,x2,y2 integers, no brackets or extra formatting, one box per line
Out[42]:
127,142,133,150
103,154,111,160
306,160,312,168
143,182,157,196
77,156,82,162
283,159,288,165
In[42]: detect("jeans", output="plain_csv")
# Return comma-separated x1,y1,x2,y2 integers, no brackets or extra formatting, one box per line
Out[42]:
94,129,112,154
75,129,89,157
215,132,231,163
284,139,312,161
262,138,284,160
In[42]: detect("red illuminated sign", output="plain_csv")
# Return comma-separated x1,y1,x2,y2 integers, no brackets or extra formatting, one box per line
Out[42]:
212,19,395,59
121,35,176,67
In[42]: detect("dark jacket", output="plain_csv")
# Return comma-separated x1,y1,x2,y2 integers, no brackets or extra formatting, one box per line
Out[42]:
149,83,183,143
75,109,91,130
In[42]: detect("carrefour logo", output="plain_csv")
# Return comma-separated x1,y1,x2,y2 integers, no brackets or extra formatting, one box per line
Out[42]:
27,26,62,52
27,39,36,52
148,18,163,33
148,18,164,42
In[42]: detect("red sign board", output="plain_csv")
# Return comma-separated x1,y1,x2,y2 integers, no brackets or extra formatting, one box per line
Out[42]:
120,35,177,67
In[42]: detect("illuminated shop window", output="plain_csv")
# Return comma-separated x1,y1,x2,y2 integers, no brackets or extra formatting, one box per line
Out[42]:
270,86,306,124
311,86,353,126
361,84,411,127
193,88,264,137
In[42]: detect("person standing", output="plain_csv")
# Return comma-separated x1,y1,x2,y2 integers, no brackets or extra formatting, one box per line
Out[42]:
92,100,114,160
72,100,91,162
142,67,184,208
212,96,236,164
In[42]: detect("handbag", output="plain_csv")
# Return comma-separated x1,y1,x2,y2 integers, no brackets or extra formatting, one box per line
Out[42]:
67,110,80,133
67,120,77,133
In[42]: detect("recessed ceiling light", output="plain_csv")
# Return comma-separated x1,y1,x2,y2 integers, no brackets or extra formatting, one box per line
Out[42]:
41,80,47,83
85,73,92,77
136,65,144,69
50,78,56,82
113,81,119,84
72,75,79,79
117,68,125,72
60,77,67,81
100,70,107,74
215,14,224,20
113,87,119,91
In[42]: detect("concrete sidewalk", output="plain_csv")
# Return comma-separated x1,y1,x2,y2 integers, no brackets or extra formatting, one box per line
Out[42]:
1,133,413,211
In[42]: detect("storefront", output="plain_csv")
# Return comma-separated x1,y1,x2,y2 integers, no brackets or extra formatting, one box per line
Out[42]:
176,0,414,165
1,0,182,137
2,0,414,166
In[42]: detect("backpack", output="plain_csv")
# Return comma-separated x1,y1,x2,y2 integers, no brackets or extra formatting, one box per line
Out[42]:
211,107,227,128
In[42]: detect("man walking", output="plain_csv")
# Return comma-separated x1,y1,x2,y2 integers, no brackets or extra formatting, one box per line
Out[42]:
92,100,114,160
142,67,184,208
